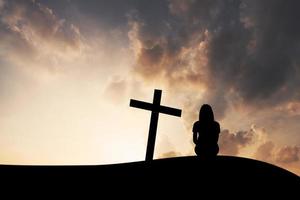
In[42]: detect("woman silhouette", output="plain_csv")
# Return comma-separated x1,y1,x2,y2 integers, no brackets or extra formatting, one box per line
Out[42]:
193,104,220,158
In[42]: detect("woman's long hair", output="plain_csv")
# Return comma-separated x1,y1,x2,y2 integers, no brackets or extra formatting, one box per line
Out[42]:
199,104,214,122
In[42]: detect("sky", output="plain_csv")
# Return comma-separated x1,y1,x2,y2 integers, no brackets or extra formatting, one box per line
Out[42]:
0,0,299,175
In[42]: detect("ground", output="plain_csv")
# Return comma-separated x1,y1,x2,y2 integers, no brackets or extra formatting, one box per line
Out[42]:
0,156,299,195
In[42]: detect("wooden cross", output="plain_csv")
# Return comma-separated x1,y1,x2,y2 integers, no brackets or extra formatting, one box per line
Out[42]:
130,89,182,162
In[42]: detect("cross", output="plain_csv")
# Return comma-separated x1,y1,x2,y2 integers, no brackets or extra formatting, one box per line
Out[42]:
130,89,182,162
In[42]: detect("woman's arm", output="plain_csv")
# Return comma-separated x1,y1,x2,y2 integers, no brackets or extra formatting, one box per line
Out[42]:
216,122,220,133
193,131,198,144
214,122,221,143
193,122,198,144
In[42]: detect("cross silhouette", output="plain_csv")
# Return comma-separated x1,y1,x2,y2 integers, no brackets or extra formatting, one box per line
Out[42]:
130,89,182,162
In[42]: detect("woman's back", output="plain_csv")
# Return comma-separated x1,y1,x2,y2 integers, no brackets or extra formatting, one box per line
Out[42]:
193,121,220,145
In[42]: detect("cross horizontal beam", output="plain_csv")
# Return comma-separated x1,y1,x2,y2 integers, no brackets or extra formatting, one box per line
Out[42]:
130,100,154,111
130,99,181,117
159,105,181,117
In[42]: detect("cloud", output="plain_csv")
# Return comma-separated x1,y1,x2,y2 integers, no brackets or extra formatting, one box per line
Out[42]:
254,140,300,175
0,0,298,174
126,2,300,176
218,126,300,174
254,141,275,162
0,0,4,10
275,101,300,116
128,12,210,89
255,141,300,168
159,151,181,158
275,146,300,164
168,0,193,15
127,0,300,120
2,0,82,48
233,0,300,104
219,129,254,155
103,76,128,104
0,0,84,71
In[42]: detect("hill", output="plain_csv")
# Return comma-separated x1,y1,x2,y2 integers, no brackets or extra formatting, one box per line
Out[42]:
0,156,299,195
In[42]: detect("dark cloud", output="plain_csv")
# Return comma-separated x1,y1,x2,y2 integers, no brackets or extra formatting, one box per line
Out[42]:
135,44,164,79
128,0,300,118
0,0,83,57
219,129,254,155
15,0,299,121
234,0,300,104
38,0,170,35
17,0,300,120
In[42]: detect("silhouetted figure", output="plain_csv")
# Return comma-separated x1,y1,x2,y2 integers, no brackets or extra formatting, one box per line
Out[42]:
193,104,220,158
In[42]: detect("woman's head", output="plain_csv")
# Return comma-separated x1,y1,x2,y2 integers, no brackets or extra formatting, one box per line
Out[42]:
199,104,214,122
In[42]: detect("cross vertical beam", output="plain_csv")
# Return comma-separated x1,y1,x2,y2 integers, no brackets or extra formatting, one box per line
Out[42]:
145,89,161,162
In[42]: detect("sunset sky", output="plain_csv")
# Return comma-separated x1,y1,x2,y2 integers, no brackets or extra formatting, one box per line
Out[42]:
0,0,299,175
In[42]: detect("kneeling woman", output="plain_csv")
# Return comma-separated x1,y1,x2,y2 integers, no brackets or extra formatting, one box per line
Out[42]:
193,104,220,158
